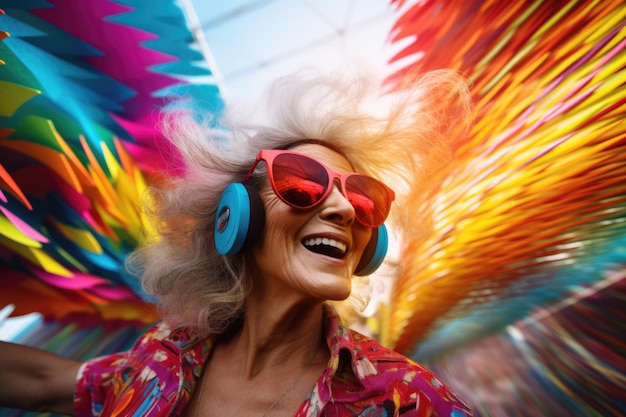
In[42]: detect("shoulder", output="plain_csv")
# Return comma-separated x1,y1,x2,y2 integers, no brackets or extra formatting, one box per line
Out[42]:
345,329,473,416
75,322,182,389
74,322,212,417
347,329,428,382
79,321,201,375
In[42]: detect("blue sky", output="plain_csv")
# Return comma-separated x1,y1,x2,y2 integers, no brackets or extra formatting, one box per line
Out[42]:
187,0,398,104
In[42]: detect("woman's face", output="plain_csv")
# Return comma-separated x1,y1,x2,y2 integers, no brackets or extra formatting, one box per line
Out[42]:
247,143,372,302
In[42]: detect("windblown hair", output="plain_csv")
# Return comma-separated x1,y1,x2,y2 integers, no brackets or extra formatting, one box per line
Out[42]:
127,67,473,337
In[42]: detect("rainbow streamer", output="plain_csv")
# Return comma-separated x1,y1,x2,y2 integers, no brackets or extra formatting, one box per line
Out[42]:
0,0,223,344
381,0,626,415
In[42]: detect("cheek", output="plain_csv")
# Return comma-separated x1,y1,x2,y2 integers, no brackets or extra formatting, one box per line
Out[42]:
353,227,373,255
256,194,300,249
259,220,289,249
249,209,307,280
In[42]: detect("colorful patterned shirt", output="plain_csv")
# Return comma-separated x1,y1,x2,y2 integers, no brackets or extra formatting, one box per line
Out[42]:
75,306,472,416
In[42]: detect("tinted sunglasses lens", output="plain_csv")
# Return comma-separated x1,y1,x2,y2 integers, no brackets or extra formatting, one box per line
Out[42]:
272,153,329,208
345,175,390,227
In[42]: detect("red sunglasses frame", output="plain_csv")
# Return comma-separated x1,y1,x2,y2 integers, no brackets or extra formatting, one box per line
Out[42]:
243,149,395,227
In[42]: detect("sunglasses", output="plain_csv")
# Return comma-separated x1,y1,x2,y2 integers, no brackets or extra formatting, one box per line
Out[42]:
243,149,395,228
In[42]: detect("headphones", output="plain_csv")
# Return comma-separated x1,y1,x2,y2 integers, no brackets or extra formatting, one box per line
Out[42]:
214,183,388,276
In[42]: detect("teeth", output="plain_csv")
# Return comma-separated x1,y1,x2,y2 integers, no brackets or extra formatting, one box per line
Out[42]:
303,237,347,253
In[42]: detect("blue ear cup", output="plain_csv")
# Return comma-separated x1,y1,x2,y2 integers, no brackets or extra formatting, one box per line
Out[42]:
354,224,389,276
214,183,265,255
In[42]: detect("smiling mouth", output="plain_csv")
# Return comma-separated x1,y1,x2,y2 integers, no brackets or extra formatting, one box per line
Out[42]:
302,237,347,259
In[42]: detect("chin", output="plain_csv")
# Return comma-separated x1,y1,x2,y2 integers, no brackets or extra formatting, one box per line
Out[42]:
322,285,352,301
304,267,353,300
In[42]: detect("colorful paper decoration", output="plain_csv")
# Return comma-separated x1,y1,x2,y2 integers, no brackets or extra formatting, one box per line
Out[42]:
0,0,224,384
382,0,626,415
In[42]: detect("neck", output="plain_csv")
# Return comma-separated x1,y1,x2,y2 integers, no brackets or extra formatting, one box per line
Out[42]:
222,299,327,378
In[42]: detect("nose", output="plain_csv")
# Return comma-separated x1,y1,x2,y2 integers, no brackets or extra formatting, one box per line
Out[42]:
320,181,355,226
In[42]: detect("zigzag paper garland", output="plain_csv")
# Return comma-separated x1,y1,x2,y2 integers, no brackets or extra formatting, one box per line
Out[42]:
0,0,224,376
382,0,626,415
384,0,626,357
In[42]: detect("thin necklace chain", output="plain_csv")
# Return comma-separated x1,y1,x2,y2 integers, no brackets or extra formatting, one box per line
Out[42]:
261,348,319,417
194,348,320,417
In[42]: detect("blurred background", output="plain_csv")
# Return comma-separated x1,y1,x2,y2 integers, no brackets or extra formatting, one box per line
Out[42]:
1,1,625,416
186,0,398,104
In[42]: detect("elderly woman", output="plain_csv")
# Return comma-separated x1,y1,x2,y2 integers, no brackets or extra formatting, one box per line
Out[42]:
0,68,473,416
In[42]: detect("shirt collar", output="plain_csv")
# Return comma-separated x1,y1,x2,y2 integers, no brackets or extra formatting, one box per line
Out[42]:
322,304,369,385
168,305,368,411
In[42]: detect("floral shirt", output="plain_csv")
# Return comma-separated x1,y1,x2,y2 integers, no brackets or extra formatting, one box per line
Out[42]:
75,306,472,417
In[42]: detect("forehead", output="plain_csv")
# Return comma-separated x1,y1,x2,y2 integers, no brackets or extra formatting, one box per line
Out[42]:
289,143,355,173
